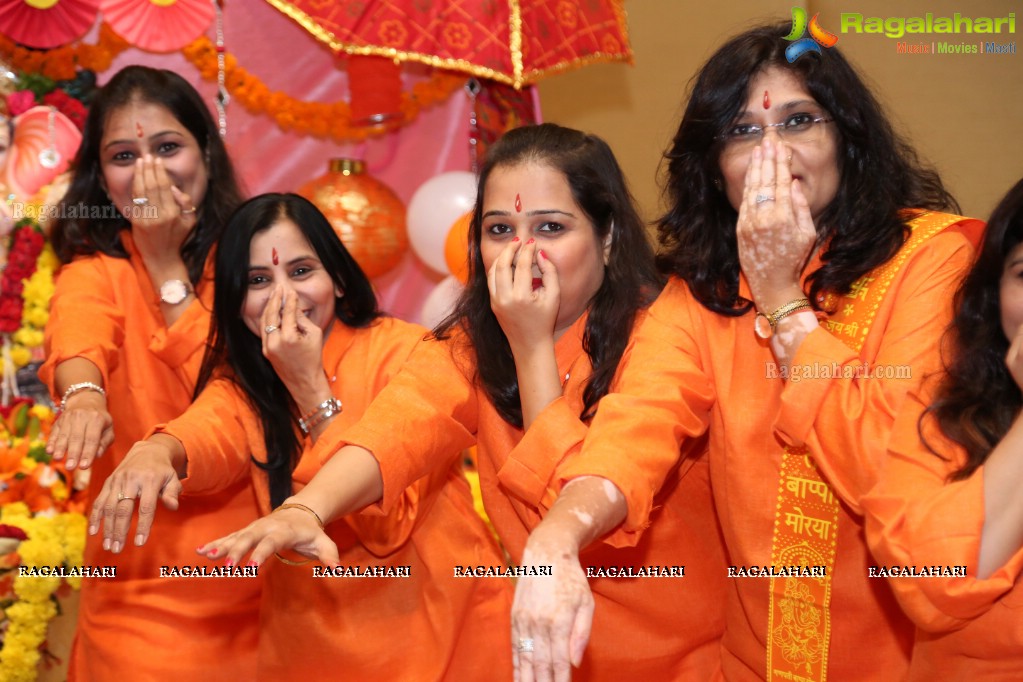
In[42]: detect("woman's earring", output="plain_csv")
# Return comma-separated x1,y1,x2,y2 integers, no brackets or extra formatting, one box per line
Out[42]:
713,178,723,191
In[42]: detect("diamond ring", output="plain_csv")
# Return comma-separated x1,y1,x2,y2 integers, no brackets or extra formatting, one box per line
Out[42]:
517,637,535,653
755,194,775,204
132,197,149,206
265,324,279,334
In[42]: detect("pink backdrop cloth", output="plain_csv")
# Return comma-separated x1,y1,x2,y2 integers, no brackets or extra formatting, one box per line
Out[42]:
92,0,495,322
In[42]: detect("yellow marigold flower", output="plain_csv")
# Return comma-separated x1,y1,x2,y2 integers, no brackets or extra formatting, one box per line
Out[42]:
24,306,49,328
28,404,53,421
2,501,31,517
9,345,32,369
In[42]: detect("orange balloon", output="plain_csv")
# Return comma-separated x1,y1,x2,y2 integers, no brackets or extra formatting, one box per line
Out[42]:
444,211,472,284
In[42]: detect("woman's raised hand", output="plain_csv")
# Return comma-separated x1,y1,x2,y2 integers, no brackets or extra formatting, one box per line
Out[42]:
128,154,199,267
260,286,326,396
736,137,817,313
488,236,561,353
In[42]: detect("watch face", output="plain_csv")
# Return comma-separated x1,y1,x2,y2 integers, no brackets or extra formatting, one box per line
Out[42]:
754,313,773,340
160,280,189,305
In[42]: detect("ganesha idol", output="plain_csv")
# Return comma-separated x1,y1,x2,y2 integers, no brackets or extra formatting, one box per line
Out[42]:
0,104,82,259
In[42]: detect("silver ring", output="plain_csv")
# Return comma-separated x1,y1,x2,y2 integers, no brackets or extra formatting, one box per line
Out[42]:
517,637,535,653
181,206,197,215
264,324,279,334
132,197,149,206
755,193,775,204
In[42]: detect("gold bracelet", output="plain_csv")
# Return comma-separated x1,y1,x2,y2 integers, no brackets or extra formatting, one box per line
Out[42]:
273,502,325,529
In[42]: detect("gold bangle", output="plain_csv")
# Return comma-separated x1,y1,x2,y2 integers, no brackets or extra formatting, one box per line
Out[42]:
273,502,325,529
273,551,311,566
770,298,813,327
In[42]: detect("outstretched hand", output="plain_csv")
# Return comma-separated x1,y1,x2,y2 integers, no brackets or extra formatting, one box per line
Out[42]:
197,503,340,568
88,434,183,553
46,390,113,471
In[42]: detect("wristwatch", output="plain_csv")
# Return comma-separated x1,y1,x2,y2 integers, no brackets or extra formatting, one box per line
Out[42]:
159,279,192,305
754,298,812,339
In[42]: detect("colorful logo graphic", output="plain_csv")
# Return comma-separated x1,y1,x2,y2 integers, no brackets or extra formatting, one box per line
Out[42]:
783,7,839,62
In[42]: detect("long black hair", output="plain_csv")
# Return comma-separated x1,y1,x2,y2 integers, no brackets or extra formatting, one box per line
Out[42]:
196,193,381,507
51,66,243,286
924,178,1023,479
435,123,661,428
659,21,957,315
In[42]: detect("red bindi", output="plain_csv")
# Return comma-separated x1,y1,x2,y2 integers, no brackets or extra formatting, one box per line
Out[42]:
762,90,770,109
514,194,522,212
136,122,144,138
272,247,279,265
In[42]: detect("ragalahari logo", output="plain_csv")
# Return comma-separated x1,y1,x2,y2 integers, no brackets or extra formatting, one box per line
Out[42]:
783,7,839,62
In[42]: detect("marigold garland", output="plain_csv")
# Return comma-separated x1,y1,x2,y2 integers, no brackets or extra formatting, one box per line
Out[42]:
181,35,466,142
8,243,57,371
0,24,130,82
0,505,86,682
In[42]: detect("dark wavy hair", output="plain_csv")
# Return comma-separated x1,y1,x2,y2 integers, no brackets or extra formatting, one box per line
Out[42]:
435,123,662,428
50,66,243,286
659,21,958,315
196,193,382,507
924,178,1023,479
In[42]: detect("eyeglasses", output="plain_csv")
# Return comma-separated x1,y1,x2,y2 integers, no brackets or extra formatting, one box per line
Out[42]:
719,113,834,151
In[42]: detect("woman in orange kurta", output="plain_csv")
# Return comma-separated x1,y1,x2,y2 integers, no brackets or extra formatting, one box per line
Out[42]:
198,124,728,680
92,193,512,680
519,24,985,681
40,67,260,680
861,178,1023,680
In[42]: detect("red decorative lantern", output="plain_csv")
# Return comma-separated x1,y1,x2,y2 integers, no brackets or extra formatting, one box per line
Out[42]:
297,159,408,279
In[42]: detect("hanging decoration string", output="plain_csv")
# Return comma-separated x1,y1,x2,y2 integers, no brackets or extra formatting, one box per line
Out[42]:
180,35,465,142
212,0,229,138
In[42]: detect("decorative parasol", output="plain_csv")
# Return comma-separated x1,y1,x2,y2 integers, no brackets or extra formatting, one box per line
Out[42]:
100,0,215,53
266,0,632,88
0,0,100,49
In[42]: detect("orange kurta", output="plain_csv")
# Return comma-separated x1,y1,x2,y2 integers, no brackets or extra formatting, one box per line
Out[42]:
861,387,1023,680
40,233,261,681
318,313,728,680
561,214,984,680
161,317,512,681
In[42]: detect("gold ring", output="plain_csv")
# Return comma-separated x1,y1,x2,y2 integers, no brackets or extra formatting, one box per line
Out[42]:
116,491,129,502
181,206,197,215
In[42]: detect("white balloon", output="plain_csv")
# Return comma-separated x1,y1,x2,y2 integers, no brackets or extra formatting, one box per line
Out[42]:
419,275,465,330
407,171,477,274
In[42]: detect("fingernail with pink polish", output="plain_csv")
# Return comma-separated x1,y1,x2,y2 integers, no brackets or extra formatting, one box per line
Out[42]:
526,238,535,244
539,250,547,260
